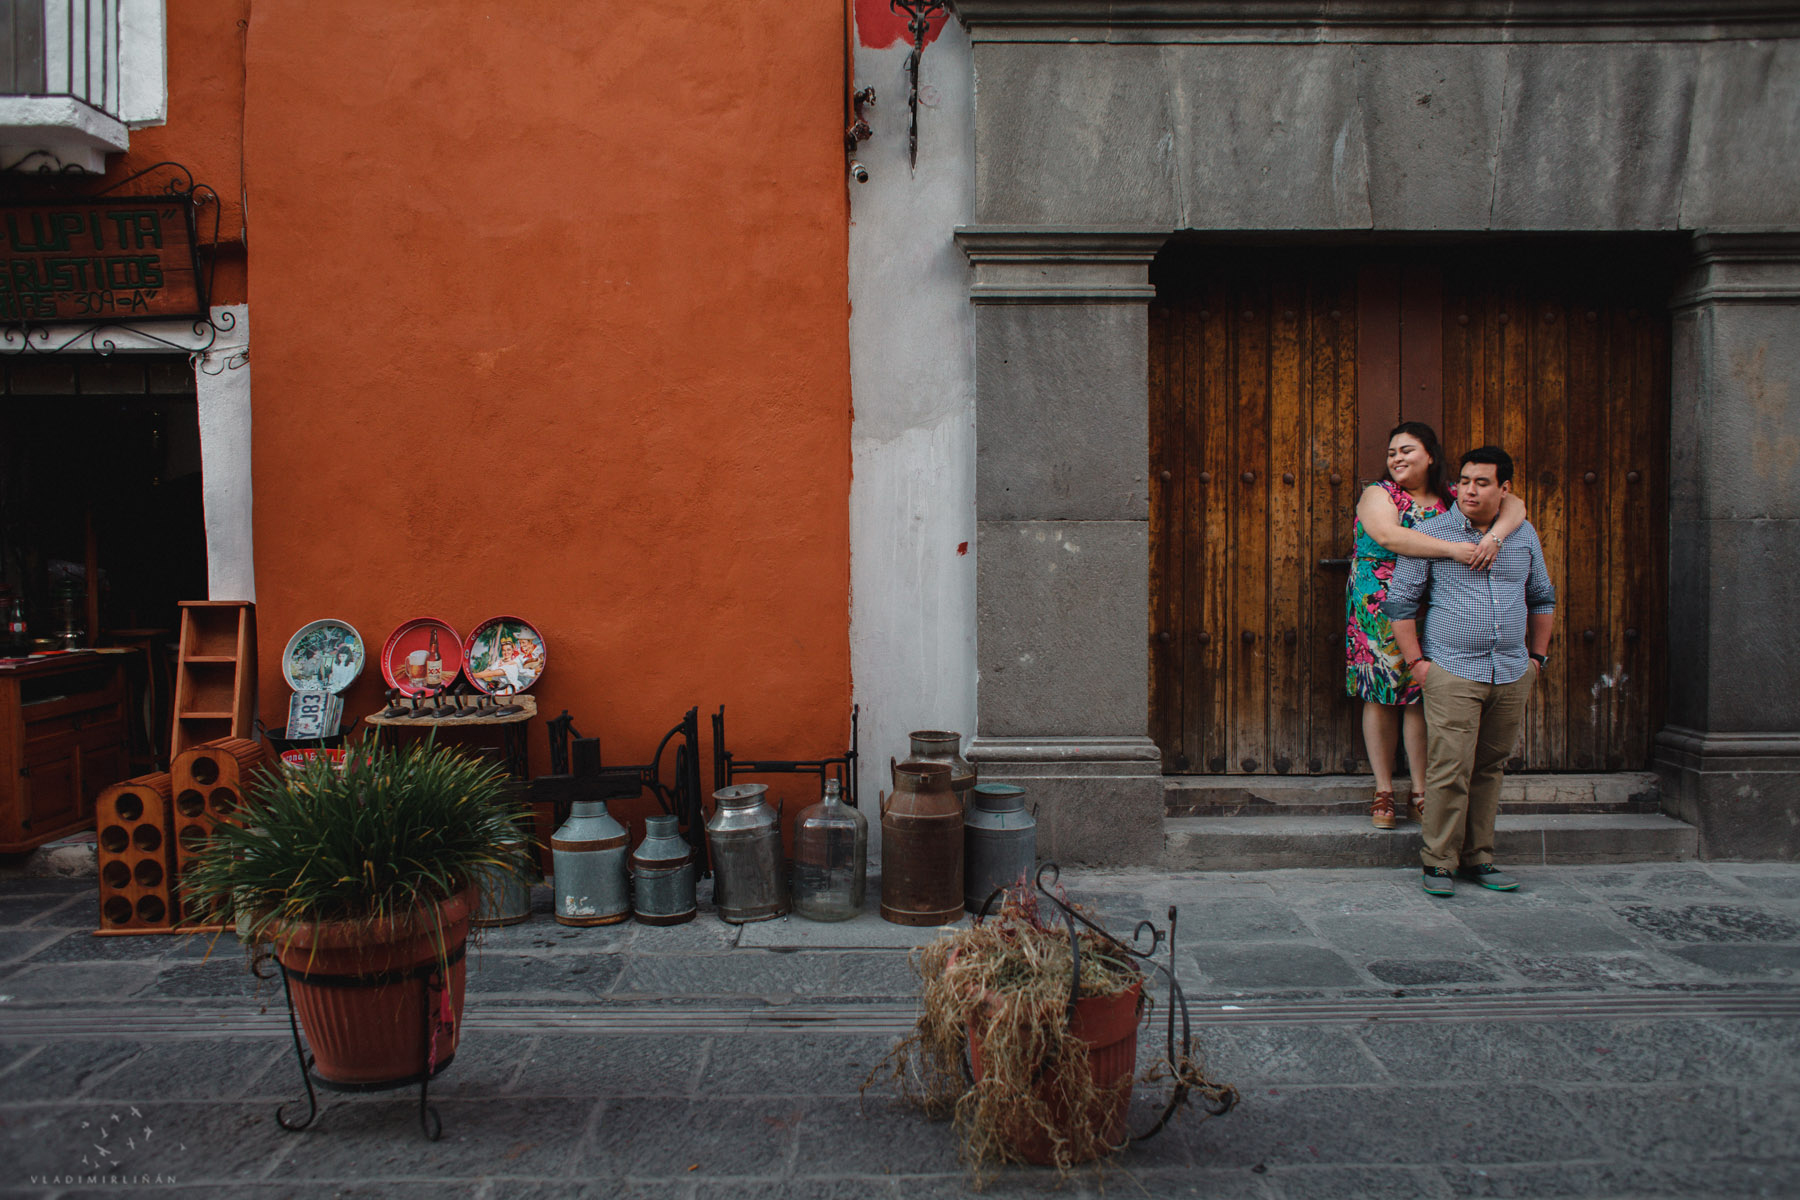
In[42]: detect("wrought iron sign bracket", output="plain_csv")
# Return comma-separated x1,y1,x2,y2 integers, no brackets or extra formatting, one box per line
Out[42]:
889,1,949,170
1,159,240,362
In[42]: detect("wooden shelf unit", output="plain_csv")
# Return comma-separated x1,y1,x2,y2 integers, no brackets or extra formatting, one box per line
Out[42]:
170,603,255,760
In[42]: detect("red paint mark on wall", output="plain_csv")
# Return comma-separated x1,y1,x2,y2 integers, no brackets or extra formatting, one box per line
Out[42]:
856,0,948,49
956,542,968,556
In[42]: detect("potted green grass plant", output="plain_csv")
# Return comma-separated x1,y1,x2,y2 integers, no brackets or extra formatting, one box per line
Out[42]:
184,735,534,1086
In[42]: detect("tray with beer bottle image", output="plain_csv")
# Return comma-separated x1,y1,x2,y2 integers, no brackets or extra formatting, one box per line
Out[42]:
379,617,463,698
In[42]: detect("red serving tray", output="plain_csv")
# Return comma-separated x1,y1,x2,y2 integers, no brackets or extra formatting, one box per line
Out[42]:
380,617,463,698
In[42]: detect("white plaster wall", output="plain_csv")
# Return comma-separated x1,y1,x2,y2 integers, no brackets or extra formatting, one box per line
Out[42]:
118,0,170,129
195,304,252,601
848,19,978,816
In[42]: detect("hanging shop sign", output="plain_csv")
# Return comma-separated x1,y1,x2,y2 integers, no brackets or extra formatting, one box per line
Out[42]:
0,197,205,324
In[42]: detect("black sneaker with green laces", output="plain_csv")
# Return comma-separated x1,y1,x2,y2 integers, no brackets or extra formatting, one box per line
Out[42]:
1457,863,1519,891
1421,866,1455,896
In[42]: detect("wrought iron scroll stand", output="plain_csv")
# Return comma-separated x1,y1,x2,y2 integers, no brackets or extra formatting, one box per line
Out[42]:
256,944,464,1141
712,703,860,813
539,708,708,874
1,160,241,364
976,861,1239,1145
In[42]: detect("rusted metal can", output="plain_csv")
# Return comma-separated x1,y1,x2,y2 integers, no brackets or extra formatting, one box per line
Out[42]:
880,761,964,926
707,783,788,924
631,813,697,926
964,782,1036,913
551,799,630,926
899,730,976,801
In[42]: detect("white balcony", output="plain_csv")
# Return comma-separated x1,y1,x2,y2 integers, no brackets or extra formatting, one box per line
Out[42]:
0,0,166,174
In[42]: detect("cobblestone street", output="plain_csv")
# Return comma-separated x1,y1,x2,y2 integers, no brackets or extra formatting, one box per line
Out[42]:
2,862,1798,1197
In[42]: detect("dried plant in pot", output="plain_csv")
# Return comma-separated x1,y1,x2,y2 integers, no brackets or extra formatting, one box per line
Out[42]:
183,734,534,1097
868,864,1237,1185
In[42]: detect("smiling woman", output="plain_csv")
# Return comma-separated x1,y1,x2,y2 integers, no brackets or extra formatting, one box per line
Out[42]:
1344,422,1525,827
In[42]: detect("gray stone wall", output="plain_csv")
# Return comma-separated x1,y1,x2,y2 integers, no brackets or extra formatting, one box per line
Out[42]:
1660,235,1800,858
960,231,1167,865
969,33,1800,233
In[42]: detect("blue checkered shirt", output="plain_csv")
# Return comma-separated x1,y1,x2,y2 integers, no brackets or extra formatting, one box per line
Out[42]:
1382,510,1557,685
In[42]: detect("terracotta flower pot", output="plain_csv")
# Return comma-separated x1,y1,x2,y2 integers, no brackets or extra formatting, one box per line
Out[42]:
274,889,473,1087
966,978,1144,1166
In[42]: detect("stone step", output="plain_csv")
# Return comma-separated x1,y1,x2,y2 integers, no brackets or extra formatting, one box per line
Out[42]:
1164,772,1660,818
1163,811,1698,871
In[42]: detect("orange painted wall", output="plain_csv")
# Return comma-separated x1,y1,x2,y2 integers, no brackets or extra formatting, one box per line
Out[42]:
114,0,250,306
243,2,853,830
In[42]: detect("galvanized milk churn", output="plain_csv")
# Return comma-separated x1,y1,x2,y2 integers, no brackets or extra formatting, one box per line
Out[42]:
551,796,631,926
880,761,964,926
898,730,976,802
473,783,535,927
473,862,533,927
791,777,867,922
630,813,697,925
964,782,1036,913
707,783,788,923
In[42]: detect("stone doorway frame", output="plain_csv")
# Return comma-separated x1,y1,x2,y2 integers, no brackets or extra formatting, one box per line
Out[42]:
958,227,1800,863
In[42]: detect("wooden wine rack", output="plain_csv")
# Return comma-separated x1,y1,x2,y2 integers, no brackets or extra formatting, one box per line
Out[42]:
94,772,176,935
169,737,267,926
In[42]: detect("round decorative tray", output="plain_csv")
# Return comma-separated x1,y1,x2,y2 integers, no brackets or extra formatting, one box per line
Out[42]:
380,617,463,698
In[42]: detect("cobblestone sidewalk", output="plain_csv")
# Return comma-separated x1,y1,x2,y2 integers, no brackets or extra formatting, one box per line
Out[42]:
1,861,1797,1197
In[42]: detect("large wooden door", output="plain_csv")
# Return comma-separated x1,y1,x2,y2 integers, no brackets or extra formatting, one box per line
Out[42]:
1439,260,1670,771
1150,245,1670,775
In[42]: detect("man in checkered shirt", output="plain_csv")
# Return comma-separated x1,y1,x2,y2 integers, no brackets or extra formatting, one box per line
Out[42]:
1384,446,1557,897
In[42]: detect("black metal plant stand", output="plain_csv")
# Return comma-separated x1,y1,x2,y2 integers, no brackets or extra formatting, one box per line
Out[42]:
263,944,465,1141
976,861,1239,1145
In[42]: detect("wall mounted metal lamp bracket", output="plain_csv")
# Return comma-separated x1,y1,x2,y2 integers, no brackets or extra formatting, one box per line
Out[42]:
889,0,948,171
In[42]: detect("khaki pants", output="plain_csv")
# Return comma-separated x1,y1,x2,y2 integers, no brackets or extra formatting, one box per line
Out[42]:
1419,665,1534,871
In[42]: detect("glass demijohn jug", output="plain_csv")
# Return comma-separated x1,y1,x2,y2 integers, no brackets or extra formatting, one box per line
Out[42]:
791,777,867,921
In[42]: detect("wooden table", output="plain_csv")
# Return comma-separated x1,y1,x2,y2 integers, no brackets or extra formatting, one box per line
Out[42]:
0,651,130,853
363,694,537,780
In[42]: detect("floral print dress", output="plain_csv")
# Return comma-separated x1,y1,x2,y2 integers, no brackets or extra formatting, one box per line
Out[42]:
1345,479,1452,705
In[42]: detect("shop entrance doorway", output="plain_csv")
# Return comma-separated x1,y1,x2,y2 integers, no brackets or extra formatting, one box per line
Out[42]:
1148,242,1673,776
0,353,208,765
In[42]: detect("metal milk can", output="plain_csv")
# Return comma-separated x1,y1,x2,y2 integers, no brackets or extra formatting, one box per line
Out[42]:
880,761,964,926
791,777,867,922
551,798,630,926
473,781,536,927
964,782,1036,913
707,783,788,923
898,730,976,801
473,862,533,927
631,813,697,925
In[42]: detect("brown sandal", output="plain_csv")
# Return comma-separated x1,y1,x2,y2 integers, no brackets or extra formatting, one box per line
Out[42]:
1371,790,1397,830
1407,793,1424,822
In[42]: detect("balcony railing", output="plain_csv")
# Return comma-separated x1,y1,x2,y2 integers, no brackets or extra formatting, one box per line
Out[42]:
2,0,121,122
0,0,169,173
